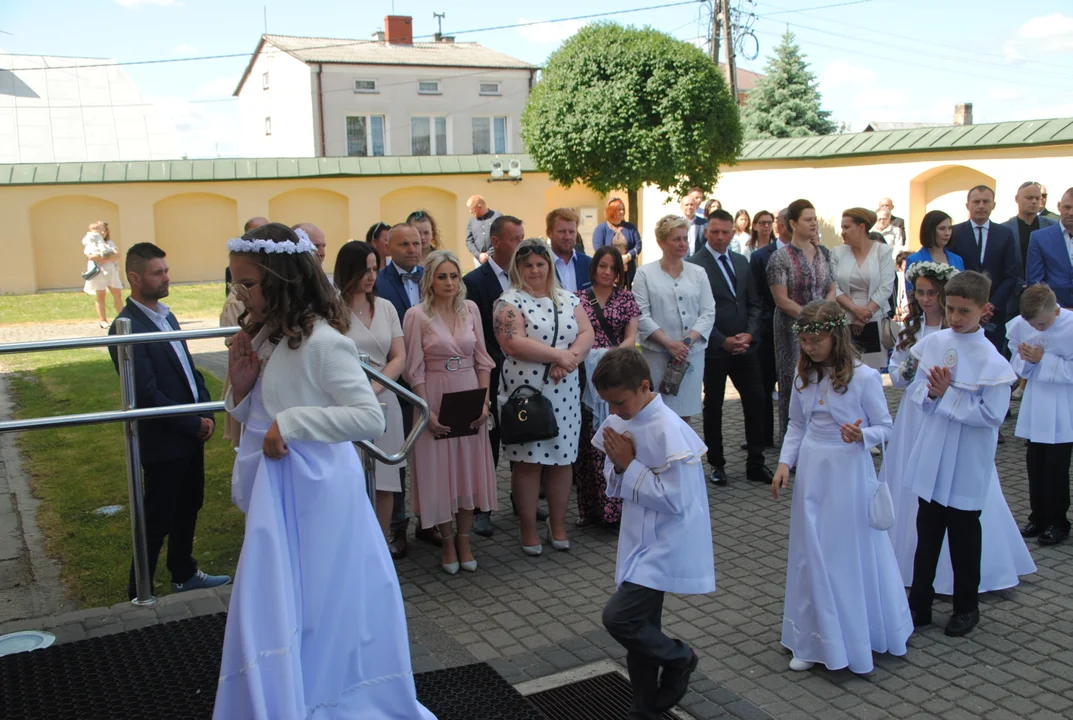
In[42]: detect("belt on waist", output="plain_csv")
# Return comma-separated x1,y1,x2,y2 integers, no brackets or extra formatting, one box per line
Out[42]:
425,356,474,372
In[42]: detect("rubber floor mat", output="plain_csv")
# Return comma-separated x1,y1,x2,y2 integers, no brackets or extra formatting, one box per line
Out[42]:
0,613,542,720
526,670,685,719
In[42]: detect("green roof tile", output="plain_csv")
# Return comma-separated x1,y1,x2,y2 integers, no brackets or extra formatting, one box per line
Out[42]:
0,165,13,184
80,163,104,183
126,162,148,182
213,159,236,180
398,157,423,175
147,162,168,181
57,164,82,184
102,163,126,182
276,158,299,178
297,158,321,177
254,159,277,178
11,166,35,184
191,160,215,181
234,159,257,179
351,157,378,175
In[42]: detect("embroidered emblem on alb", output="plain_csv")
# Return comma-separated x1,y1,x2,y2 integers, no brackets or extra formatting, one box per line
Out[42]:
943,349,958,368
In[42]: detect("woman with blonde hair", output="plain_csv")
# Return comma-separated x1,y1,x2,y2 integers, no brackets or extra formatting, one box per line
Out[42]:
82,220,123,328
403,249,498,574
633,215,715,420
494,238,595,554
831,207,895,369
592,197,642,289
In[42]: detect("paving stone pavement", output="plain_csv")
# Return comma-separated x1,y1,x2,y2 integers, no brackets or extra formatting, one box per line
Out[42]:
2,318,1072,718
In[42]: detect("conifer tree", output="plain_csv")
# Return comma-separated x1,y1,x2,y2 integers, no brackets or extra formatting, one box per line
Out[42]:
741,30,836,140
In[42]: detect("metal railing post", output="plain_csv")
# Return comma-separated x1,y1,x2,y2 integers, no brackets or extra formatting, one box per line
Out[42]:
357,353,378,507
116,318,155,607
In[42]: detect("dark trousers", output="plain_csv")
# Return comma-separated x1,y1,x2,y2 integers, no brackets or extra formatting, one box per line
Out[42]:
391,380,413,533
757,322,777,446
475,369,501,523
127,451,204,599
908,499,982,614
984,311,1010,360
702,352,767,471
603,582,693,720
1027,441,1073,532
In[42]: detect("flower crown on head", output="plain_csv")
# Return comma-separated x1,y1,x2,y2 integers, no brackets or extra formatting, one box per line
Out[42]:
226,227,315,255
905,261,959,284
792,314,849,335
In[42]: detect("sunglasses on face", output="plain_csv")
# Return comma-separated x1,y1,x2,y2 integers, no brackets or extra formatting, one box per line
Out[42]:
516,244,550,260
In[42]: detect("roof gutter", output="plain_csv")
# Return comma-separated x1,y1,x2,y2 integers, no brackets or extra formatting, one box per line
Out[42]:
316,63,326,157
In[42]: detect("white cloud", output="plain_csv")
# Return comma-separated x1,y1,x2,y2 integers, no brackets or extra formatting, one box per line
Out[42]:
515,18,585,45
1004,12,1073,61
194,75,240,99
115,0,182,6
173,44,198,54
821,60,875,90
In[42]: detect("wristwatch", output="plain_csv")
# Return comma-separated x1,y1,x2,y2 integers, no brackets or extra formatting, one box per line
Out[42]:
683,337,693,347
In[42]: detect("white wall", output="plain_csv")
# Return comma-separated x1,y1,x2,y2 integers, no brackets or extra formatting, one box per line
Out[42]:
237,49,315,158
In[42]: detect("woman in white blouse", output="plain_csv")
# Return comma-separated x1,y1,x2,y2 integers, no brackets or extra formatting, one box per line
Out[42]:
81,221,123,328
633,215,716,419
831,207,895,369
334,240,407,545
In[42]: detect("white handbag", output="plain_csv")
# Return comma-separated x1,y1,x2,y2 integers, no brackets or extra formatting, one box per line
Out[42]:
868,442,895,531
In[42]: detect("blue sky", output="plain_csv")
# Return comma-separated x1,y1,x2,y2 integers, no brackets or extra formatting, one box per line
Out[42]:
3,0,1072,158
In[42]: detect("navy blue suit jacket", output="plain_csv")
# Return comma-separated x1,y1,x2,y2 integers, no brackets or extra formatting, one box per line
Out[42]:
108,299,212,463
950,220,1020,314
376,263,424,327
1028,223,1073,308
462,262,505,370
555,252,592,292
750,241,781,321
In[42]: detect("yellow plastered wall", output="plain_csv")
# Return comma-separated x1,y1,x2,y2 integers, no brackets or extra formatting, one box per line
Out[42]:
1,173,617,295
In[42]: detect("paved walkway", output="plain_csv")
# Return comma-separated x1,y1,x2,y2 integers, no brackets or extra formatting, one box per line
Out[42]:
2,319,1073,719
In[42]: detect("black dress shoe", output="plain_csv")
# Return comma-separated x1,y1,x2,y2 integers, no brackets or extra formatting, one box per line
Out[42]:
472,512,494,538
1038,525,1069,546
709,466,728,486
747,466,774,483
741,442,776,450
414,525,443,547
654,651,698,712
1020,521,1044,538
997,431,1006,444
910,608,932,628
388,528,408,560
944,609,979,637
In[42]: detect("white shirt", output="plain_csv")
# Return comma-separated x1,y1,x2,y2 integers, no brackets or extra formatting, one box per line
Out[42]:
393,262,421,307
1008,311,1073,444
685,217,701,250
970,220,991,262
555,251,578,293
487,255,510,292
704,243,737,296
130,298,199,402
1065,229,1073,265
776,238,790,251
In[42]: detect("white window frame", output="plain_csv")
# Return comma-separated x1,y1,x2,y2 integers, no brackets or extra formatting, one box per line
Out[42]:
262,71,269,90
410,115,449,156
264,117,272,136
417,79,442,95
345,114,387,157
478,81,501,96
471,115,509,155
353,78,379,94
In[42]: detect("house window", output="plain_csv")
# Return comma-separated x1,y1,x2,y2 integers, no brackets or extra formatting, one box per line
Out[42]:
418,80,442,95
472,116,507,154
354,79,378,93
264,117,272,136
346,115,386,157
262,71,269,90
479,82,501,96
411,116,447,156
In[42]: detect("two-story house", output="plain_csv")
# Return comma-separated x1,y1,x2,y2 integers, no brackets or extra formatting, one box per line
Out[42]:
233,16,538,158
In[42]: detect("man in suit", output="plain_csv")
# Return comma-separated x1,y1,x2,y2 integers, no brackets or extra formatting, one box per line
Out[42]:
464,215,524,537
878,197,906,240
1040,185,1060,221
109,243,230,600
1002,182,1056,318
690,209,773,486
548,208,591,293
375,224,439,557
464,195,502,267
1028,187,1073,308
747,208,790,448
679,192,707,255
951,185,1020,358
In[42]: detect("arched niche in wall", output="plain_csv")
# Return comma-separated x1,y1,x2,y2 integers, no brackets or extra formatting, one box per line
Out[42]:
267,188,350,270
908,165,996,248
30,195,121,291
379,186,460,262
153,193,238,284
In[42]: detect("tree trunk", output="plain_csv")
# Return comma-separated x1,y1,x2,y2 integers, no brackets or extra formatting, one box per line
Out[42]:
626,186,639,227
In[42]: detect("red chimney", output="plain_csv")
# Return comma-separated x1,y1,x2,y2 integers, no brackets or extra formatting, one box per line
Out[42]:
385,16,413,45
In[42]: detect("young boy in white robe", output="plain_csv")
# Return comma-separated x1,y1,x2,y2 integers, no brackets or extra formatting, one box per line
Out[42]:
591,348,714,718
904,271,1015,638
771,300,911,674
216,223,436,720
1007,285,1073,546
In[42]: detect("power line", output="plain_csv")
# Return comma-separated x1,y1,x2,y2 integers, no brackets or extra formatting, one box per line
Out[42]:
758,0,875,16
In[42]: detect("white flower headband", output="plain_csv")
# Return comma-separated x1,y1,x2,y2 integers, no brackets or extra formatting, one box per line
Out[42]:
226,227,316,255
906,260,959,284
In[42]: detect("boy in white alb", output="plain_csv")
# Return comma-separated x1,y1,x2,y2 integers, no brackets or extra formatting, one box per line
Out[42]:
1007,285,1073,546
904,271,1016,638
591,348,715,719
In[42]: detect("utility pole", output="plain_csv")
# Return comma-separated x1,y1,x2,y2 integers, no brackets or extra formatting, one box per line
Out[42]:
710,1,720,65
720,0,739,104
433,12,446,40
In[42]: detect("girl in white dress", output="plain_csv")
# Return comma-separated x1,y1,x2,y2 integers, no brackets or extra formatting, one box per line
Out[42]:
215,223,435,720
771,300,912,674
885,263,1034,593
81,221,123,328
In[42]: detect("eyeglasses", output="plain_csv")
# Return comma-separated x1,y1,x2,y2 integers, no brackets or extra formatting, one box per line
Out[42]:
756,220,773,226
407,211,427,222
515,244,550,260
914,288,940,299
234,281,260,301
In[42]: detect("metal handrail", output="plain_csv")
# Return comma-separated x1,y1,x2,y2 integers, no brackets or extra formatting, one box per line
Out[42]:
0,321,429,606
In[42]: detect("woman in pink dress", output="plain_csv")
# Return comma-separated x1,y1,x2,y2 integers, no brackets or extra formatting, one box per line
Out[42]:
404,249,498,575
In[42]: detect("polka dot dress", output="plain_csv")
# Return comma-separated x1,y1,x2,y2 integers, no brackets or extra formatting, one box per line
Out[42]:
498,289,582,466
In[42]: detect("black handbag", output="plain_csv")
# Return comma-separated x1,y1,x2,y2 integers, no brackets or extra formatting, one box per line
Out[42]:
499,303,560,445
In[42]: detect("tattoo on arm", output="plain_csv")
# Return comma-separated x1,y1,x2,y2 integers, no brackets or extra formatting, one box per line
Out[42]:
493,303,518,341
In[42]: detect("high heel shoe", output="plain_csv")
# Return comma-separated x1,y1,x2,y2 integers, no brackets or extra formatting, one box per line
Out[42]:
545,519,570,551
440,532,459,575
456,533,478,572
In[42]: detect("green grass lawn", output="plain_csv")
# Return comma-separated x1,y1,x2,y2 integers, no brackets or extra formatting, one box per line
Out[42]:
5,348,243,608
0,283,227,325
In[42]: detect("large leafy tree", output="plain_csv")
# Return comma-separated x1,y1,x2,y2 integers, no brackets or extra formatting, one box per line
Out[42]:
521,23,742,225
740,30,836,140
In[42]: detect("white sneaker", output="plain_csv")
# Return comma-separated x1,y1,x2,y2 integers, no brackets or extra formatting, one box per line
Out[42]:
788,658,814,672
1012,385,1024,400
